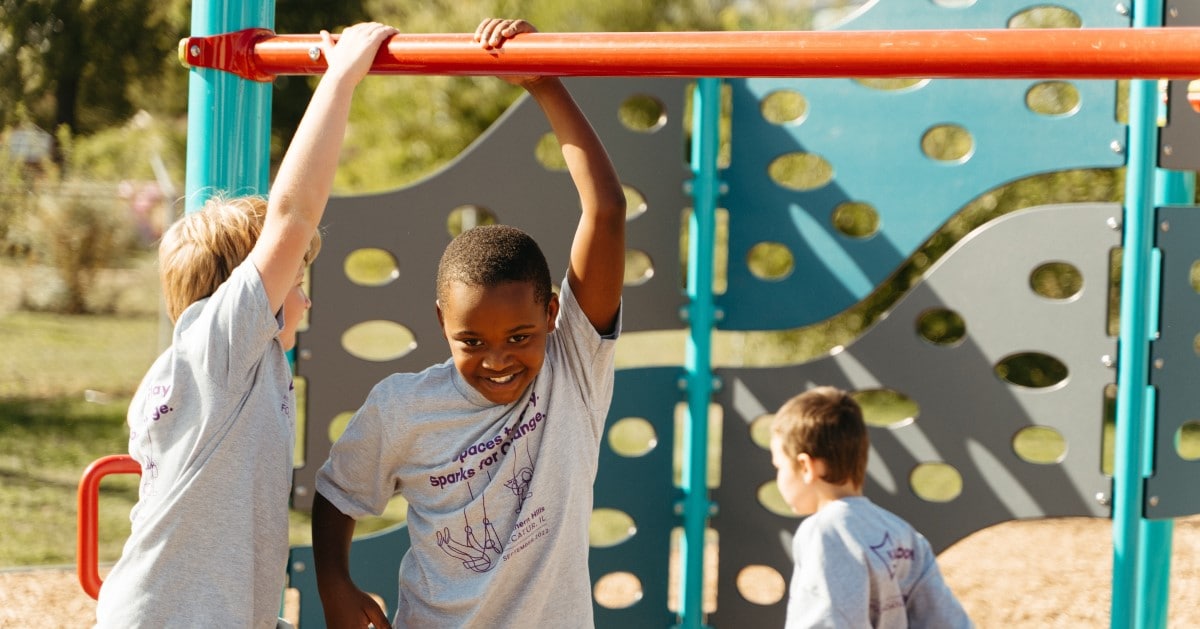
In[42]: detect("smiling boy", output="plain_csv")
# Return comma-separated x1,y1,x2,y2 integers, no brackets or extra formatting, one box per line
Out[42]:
310,18,626,629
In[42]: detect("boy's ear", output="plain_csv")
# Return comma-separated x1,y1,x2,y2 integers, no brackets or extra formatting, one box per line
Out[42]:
796,452,817,483
546,293,560,332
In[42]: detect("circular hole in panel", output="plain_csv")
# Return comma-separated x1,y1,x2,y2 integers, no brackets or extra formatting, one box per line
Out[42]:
344,248,399,287
1176,421,1200,461
619,94,667,133
921,124,974,163
1026,81,1081,117
994,352,1069,389
594,572,643,609
535,132,568,171
853,78,929,92
757,480,796,517
590,508,637,548
831,201,880,238
761,90,808,125
916,308,967,346
1194,332,1200,358
624,185,647,221
1190,260,1200,293
342,320,417,362
1031,261,1083,300
1008,6,1082,29
747,242,794,281
625,249,655,286
851,389,919,429
608,417,658,457
768,152,834,191
910,462,963,502
328,410,356,443
736,565,787,606
1012,426,1068,464
749,414,774,449
446,205,497,237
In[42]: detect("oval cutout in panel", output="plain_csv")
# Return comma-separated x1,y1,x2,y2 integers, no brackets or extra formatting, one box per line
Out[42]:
910,462,963,503
446,205,497,237
921,124,973,163
853,78,928,92
342,320,417,362
757,480,797,518
1176,420,1200,461
328,410,356,443
1008,6,1082,29
747,242,794,281
831,201,879,239
768,152,833,191
1026,81,1081,117
535,132,567,171
749,414,774,450
1030,261,1083,300
624,185,647,221
760,90,807,125
594,572,643,609
851,388,919,429
916,308,966,347
624,249,655,286
344,248,399,287
590,508,637,548
994,351,1068,389
736,565,787,606
619,94,667,133
1012,425,1067,464
608,417,658,457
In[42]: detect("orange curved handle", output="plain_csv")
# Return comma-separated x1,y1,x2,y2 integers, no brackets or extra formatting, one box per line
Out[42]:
77,454,141,599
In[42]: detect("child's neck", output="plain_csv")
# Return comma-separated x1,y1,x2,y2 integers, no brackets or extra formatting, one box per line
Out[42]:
814,481,863,512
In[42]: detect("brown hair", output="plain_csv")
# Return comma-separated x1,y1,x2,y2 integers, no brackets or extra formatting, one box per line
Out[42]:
158,196,321,322
770,386,868,488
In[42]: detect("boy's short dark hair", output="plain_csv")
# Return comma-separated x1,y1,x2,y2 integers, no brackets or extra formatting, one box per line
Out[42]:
771,386,868,488
436,224,553,306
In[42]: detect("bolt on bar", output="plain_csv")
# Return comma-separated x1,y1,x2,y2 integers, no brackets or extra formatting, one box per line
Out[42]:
181,27,1200,81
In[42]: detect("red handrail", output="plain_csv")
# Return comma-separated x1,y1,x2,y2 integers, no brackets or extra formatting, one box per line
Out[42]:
77,454,141,600
180,27,1200,82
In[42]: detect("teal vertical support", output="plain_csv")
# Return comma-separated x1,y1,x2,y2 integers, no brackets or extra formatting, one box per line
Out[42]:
1112,1,1163,626
1135,169,1194,629
678,78,720,629
185,0,274,213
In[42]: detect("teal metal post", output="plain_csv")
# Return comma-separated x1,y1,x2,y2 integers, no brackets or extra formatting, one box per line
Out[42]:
1134,168,1194,629
1111,1,1163,626
678,78,720,629
184,0,274,212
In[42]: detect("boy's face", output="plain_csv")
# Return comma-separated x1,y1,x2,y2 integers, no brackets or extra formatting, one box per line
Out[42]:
771,434,818,516
437,280,558,405
280,269,311,351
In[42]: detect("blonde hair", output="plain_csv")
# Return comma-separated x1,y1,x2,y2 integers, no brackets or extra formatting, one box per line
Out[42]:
771,386,868,488
158,196,322,322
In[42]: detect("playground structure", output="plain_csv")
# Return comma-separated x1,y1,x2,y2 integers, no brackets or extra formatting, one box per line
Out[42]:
76,0,1200,627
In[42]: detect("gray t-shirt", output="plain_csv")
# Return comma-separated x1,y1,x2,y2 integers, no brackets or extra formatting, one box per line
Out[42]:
96,259,295,628
786,496,973,629
317,278,619,628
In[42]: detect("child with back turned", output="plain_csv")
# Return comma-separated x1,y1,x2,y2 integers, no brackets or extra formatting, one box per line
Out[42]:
769,386,974,628
311,17,626,629
94,23,397,627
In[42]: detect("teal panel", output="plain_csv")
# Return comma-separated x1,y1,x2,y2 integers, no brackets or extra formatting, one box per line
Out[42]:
287,523,410,628
720,0,1128,330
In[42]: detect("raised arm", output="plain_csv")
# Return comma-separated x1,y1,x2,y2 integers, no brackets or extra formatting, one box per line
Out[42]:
476,19,627,335
250,22,396,314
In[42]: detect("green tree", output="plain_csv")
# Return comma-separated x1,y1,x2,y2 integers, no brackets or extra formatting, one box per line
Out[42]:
0,0,188,138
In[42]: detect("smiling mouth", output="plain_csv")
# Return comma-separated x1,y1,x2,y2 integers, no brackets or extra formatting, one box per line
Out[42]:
487,373,516,384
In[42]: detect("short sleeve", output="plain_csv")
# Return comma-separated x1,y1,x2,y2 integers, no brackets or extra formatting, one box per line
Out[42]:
316,384,401,519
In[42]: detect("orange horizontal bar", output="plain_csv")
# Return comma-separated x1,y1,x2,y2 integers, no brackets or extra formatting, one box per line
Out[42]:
181,27,1200,82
